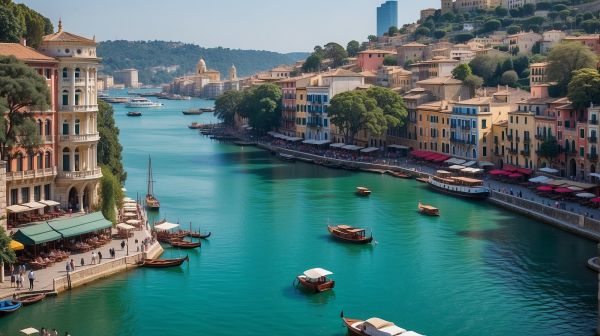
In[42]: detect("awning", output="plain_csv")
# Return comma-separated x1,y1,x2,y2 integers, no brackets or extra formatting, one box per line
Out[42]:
123,197,134,202
448,165,465,170
10,240,24,251
126,219,141,225
360,147,379,153
303,268,333,279
388,144,409,150
577,192,596,198
478,161,494,167
302,140,315,144
591,173,600,179
330,143,346,148
38,200,60,207
22,202,46,210
154,222,179,231
48,212,112,238
539,167,559,174
286,137,303,142
463,161,477,167
12,223,62,245
342,145,364,151
117,223,135,230
312,140,330,145
7,205,33,213
529,176,552,183
445,158,466,165
462,168,483,174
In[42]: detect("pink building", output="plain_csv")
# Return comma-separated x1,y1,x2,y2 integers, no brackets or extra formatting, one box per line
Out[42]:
357,49,396,72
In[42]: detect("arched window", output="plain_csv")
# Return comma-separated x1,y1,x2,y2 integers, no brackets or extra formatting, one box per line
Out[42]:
45,119,51,136
75,68,80,78
16,153,23,172
62,148,70,171
74,89,81,106
472,148,477,158
62,120,69,135
45,151,51,168
62,90,69,106
74,119,80,135
37,119,43,136
565,139,570,151
27,154,33,171
62,67,68,78
74,148,80,171
572,140,576,152
37,152,43,169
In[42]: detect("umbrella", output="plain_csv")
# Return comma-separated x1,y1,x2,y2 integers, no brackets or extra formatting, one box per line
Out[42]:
489,169,508,175
567,186,584,192
20,328,39,335
537,186,554,191
592,197,600,203
554,187,574,193
126,219,141,225
576,192,596,198
508,173,523,178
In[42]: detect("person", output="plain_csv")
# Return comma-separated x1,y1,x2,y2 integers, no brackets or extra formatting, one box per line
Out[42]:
28,270,35,290
15,272,21,289
121,240,125,249
10,267,15,288
98,251,102,263
40,328,47,336
66,261,71,273
80,257,85,267
70,259,75,271
91,251,96,265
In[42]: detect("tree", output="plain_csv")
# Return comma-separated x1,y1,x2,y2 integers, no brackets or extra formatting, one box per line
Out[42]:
537,136,559,159
368,35,378,43
0,226,16,267
582,19,600,33
414,26,431,38
433,30,446,39
500,70,519,86
464,74,483,96
327,91,382,144
495,6,508,17
324,42,348,67
469,53,509,85
0,56,49,161
366,87,407,129
506,25,521,34
0,5,23,43
97,101,126,182
215,90,244,126
238,84,282,133
547,42,598,94
383,55,397,66
99,166,122,225
522,3,535,16
302,54,321,73
483,19,501,32
346,40,361,57
454,33,474,43
567,68,600,110
388,26,399,37
452,63,472,80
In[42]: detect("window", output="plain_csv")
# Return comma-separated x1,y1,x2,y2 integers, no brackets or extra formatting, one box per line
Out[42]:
15,153,23,171
482,119,487,129
75,89,81,105
525,117,527,124
45,151,51,168
75,119,80,135
483,146,487,157
10,189,17,205
62,90,69,106
75,68,81,78
62,120,69,135
580,128,585,139
62,67,68,78
62,148,70,171
45,120,51,136
37,152,43,169
21,187,29,203
34,186,41,202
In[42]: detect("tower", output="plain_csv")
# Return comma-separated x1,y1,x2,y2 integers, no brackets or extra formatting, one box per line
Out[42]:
441,0,454,14
196,58,207,74
229,64,237,80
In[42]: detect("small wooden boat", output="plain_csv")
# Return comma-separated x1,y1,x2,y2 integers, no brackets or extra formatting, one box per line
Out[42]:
296,268,335,293
127,111,142,117
416,177,429,183
278,153,296,162
387,170,411,179
328,225,372,244
187,231,211,239
418,202,439,216
355,187,371,197
342,316,424,336
146,156,160,211
16,293,46,306
0,300,22,315
169,239,201,249
188,122,202,129
141,255,189,268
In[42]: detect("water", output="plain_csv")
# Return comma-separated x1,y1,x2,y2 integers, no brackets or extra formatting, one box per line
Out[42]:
0,90,597,335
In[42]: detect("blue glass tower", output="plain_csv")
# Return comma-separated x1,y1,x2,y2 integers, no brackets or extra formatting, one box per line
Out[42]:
377,0,398,37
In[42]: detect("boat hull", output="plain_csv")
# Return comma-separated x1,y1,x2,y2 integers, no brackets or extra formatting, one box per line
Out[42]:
187,232,211,239
427,181,489,199
0,300,22,315
169,240,201,249
327,226,373,245
17,293,46,306
343,318,365,336
142,256,188,268
296,277,335,293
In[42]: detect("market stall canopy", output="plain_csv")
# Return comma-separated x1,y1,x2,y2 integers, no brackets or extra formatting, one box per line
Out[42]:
22,202,46,210
537,185,554,191
576,192,596,198
117,223,135,230
554,187,574,193
126,219,141,225
12,223,62,246
462,168,483,174
154,222,179,231
7,205,33,213
48,212,112,238
38,200,60,207
330,143,346,148
360,147,379,153
445,158,466,165
591,173,600,179
20,328,39,335
387,144,409,150
313,140,330,145
303,268,333,280
342,145,364,151
286,137,303,142
448,165,465,170
463,161,477,167
478,161,494,167
10,240,24,251
529,176,552,183
539,167,559,174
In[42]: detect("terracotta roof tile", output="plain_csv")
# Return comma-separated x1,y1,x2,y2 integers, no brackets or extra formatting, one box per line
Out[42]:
42,30,96,45
0,43,56,62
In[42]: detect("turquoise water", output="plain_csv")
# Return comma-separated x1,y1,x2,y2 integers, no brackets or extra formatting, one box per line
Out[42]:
0,90,597,335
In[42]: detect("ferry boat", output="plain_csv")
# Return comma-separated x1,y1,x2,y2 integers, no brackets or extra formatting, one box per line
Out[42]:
418,202,439,216
342,316,424,336
327,224,373,244
126,98,163,108
296,268,335,293
427,170,489,199
355,187,372,197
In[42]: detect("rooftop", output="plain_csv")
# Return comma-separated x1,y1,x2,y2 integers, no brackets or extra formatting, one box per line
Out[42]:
0,43,57,63
358,49,397,55
401,42,427,47
322,68,364,78
42,21,96,46
417,76,462,85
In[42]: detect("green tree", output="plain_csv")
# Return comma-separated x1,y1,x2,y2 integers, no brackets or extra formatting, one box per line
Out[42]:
567,68,600,110
522,3,535,16
366,86,407,130
15,4,47,48
469,53,509,85
414,26,431,38
327,91,383,144
215,90,244,126
454,33,474,43
368,35,378,43
99,166,122,225
500,70,519,86
452,63,472,80
97,101,126,182
0,226,16,266
324,42,348,67
388,26,399,37
547,42,598,95
537,136,559,159
506,25,521,34
495,6,508,17
582,19,600,33
0,56,48,160
238,84,282,133
383,55,397,66
464,74,484,96
433,30,446,39
346,40,361,57
483,19,501,32
302,54,321,73
0,4,23,43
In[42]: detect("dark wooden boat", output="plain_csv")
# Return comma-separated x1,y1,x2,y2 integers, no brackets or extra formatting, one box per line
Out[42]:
387,170,411,179
141,255,189,268
182,109,203,115
187,231,211,239
0,300,22,315
355,187,371,197
322,161,342,169
188,122,202,129
127,111,142,117
169,239,201,249
328,225,373,244
418,202,439,216
16,293,46,306
296,268,335,293
416,177,429,183
146,156,160,210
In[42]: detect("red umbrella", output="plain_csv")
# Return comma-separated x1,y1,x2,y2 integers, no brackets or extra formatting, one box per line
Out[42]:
516,168,533,175
503,165,517,172
537,185,554,191
489,169,508,175
508,173,523,178
591,197,600,203
554,187,574,193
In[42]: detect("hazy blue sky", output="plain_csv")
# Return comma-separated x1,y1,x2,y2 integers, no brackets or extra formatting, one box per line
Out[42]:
17,0,438,53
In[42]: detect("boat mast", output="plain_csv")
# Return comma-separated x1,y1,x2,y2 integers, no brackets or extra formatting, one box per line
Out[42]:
147,155,154,197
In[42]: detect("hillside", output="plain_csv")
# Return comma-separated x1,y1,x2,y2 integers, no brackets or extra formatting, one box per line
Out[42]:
97,40,309,85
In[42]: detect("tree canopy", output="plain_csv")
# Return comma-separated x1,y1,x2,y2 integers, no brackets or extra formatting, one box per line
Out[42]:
97,101,126,183
99,166,122,225
537,136,559,159
346,40,361,57
547,42,598,95
452,64,472,81
215,90,244,126
238,84,282,133
0,1,53,48
567,68,600,110
0,226,16,266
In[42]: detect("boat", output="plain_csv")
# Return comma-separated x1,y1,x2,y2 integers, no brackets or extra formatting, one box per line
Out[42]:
187,231,211,239
416,177,429,183
360,168,386,174
427,170,490,199
126,97,163,108
16,293,46,306
146,156,160,210
342,164,360,171
188,122,202,129
0,300,22,315
127,111,142,117
103,97,129,104
322,161,342,169
182,109,204,115
355,187,372,197
342,316,424,336
418,202,439,216
141,255,189,268
327,225,373,244
278,153,296,162
200,107,215,112
296,268,335,293
386,170,411,179
169,239,201,249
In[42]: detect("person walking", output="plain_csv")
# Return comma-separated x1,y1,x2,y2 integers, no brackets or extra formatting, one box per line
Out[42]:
121,240,125,250
80,257,85,267
15,272,21,289
28,270,35,290
66,261,70,273
98,251,102,263
70,259,75,271
91,251,96,265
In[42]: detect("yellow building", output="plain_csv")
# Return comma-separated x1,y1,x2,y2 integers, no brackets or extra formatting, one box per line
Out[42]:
416,100,452,154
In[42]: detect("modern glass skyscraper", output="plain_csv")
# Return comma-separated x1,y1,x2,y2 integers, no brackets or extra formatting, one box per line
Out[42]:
377,0,398,37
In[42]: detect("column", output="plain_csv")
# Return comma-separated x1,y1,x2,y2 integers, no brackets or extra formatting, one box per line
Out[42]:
84,67,89,106
78,189,84,213
70,148,75,172
70,66,76,106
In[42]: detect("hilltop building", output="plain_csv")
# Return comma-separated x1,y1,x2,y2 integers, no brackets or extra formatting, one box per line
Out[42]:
377,1,398,37
113,68,139,88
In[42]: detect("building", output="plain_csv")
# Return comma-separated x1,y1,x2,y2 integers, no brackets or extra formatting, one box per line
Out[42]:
397,42,429,65
410,58,459,83
357,49,397,72
563,34,600,54
504,31,543,55
96,74,114,91
502,0,537,9
541,30,566,53
416,76,470,101
113,68,139,88
376,66,412,92
441,0,502,14
416,100,452,154
377,1,398,37
278,74,317,137
530,62,549,87
420,8,437,22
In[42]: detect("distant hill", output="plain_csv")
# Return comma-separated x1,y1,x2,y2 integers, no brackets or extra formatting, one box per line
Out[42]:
97,40,309,86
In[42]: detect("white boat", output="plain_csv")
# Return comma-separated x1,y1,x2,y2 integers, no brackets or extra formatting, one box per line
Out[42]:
343,317,424,336
427,170,489,199
126,98,163,108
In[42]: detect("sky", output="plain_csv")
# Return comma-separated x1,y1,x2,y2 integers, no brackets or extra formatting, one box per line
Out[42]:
17,0,438,53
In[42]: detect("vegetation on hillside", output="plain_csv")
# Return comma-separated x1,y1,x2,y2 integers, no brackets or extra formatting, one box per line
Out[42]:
301,42,349,73
99,166,122,225
547,42,598,95
98,40,308,85
0,0,53,48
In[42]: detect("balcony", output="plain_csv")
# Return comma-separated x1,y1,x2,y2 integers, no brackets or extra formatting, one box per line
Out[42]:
60,105,98,113
588,153,598,161
590,119,599,125
6,167,57,182
507,134,513,141
520,150,530,157
523,136,531,143
59,133,100,143
450,137,464,143
508,148,518,154
589,136,598,143
535,134,546,141
461,125,471,130
57,168,102,180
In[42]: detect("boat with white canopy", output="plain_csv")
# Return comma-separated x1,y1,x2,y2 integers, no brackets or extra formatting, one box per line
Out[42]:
342,316,424,336
296,268,335,292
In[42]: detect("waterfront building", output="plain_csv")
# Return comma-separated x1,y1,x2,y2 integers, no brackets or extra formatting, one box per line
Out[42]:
377,1,398,37
96,74,114,91
397,42,429,65
113,68,139,88
357,49,396,72
295,86,308,139
278,74,317,137
416,100,452,153
504,31,543,55
386,88,433,149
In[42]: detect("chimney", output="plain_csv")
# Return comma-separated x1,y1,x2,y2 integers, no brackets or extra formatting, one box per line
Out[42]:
19,38,26,46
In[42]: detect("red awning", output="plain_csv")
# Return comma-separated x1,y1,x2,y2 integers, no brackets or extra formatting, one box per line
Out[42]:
508,173,524,178
433,155,450,162
537,185,554,191
554,187,574,193
503,165,517,172
516,168,533,175
592,197,600,203
425,154,441,161
489,169,509,175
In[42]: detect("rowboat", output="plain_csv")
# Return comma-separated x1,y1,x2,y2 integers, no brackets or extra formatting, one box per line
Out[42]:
169,239,201,249
418,202,439,216
188,122,202,129
355,187,371,197
127,111,142,117
187,231,211,239
141,255,189,268
0,300,22,315
16,293,46,306
296,268,335,293
328,225,372,244
342,316,424,336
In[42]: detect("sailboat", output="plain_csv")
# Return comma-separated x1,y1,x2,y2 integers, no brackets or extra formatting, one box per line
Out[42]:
146,155,160,211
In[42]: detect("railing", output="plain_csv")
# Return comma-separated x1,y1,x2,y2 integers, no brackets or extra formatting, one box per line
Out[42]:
59,133,100,143
588,153,598,161
590,119,599,125
535,134,546,140
57,168,102,180
6,167,57,182
60,105,98,113
589,136,597,143
523,136,531,143
508,148,518,154
520,150,530,156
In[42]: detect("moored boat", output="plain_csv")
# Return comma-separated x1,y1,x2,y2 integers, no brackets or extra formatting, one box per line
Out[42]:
182,109,204,115
188,122,202,129
187,231,211,239
416,177,429,183
328,225,372,244
355,187,371,197
141,255,189,268
278,153,296,162
16,293,46,306
126,97,163,108
322,161,342,169
0,300,22,315
146,156,160,210
342,316,424,336
169,239,201,249
127,111,142,117
296,268,335,293
418,202,439,216
427,170,490,199
386,170,411,179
